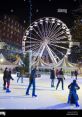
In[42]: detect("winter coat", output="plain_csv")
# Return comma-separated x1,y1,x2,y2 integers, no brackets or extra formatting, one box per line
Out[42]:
3,70,9,80
30,68,37,81
50,69,55,79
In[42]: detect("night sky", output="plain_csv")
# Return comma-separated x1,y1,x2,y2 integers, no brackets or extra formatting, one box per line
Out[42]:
0,0,81,27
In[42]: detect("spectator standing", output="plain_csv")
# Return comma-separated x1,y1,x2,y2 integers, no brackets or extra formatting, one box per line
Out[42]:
50,68,55,87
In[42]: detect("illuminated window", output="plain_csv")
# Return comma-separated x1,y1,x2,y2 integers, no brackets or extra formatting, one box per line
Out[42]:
11,31,13,34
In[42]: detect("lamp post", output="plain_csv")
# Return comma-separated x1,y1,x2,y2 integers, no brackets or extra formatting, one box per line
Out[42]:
29,0,32,74
28,50,32,74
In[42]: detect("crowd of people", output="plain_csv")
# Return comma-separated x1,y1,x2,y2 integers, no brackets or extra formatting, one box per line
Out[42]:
50,67,80,107
2,66,80,107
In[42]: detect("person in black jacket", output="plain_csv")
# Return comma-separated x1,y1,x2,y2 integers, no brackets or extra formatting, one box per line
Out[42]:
6,68,14,92
26,66,37,97
50,68,55,87
3,67,8,90
74,70,78,80
68,80,80,107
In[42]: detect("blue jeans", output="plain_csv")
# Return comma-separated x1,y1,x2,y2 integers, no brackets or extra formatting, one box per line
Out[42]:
26,79,35,95
51,79,54,87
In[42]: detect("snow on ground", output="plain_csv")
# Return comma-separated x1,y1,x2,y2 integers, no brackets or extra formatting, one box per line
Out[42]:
0,73,82,110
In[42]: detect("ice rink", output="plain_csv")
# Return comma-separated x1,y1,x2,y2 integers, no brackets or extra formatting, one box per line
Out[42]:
0,73,82,110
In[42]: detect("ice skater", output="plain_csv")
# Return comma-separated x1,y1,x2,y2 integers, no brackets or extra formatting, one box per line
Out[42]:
3,67,8,90
50,68,55,87
74,70,78,80
56,68,65,90
26,66,37,97
6,68,14,92
67,80,80,107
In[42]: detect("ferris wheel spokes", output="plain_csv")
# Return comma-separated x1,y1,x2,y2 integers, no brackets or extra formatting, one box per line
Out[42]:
23,17,72,67
49,25,62,39
48,46,61,61
46,45,57,64
32,28,43,41
49,45,65,57
52,44,69,50
50,30,65,40
48,22,58,38
47,21,54,37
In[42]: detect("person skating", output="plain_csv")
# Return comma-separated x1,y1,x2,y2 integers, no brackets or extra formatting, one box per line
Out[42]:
74,70,78,80
3,67,8,90
67,80,80,107
56,68,65,90
56,69,59,79
26,66,37,97
50,68,55,87
6,68,14,93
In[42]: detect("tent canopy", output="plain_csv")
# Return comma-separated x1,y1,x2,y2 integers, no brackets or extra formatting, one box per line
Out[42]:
32,56,78,70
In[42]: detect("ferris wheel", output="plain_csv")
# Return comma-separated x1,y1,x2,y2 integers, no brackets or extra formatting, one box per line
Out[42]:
22,17,73,67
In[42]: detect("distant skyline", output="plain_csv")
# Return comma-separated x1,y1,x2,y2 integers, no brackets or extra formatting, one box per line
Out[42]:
0,0,82,27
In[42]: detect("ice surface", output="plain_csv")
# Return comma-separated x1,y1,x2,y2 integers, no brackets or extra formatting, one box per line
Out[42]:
0,74,82,110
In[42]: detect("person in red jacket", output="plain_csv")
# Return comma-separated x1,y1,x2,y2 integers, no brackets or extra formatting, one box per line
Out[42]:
56,68,65,90
6,68,14,93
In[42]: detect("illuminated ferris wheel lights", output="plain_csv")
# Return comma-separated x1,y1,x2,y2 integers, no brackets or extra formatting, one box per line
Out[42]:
45,18,49,21
69,42,73,48
52,21,55,23
62,26,66,29
26,30,29,35
66,29,70,34
34,22,38,26
66,32,70,35
67,49,71,55
66,29,70,32
45,20,48,23
61,31,64,34
45,18,49,23
29,26,33,30
51,18,55,23
62,23,66,26
22,40,25,45
57,23,61,25
23,17,72,67
23,36,26,41
68,35,72,40
51,18,55,21
39,19,43,24
22,48,25,53
57,20,61,23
